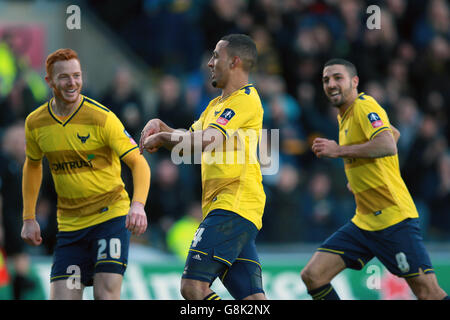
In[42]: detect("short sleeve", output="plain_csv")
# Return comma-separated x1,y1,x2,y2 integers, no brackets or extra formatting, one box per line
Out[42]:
25,117,43,161
103,113,138,159
189,118,203,132
356,98,392,140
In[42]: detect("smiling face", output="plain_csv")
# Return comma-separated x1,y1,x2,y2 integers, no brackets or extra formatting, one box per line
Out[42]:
207,40,232,89
46,58,83,104
322,64,358,108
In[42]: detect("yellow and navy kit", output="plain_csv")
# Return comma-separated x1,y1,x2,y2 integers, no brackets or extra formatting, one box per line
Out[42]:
189,84,266,230
338,92,418,231
25,95,138,231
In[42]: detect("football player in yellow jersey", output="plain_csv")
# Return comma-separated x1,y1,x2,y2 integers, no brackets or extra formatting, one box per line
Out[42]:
20,49,150,299
140,34,267,300
300,58,448,300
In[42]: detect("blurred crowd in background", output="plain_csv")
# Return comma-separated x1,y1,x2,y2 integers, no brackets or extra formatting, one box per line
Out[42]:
0,0,449,270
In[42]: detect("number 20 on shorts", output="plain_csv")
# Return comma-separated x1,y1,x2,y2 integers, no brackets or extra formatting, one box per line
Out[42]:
97,238,121,260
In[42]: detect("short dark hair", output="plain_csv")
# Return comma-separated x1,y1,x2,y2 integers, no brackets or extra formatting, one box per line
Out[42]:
324,58,358,77
220,34,257,72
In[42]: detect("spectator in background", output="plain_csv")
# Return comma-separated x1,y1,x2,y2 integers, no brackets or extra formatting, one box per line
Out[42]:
166,201,203,261
393,96,421,165
0,122,35,299
402,114,447,201
1,77,40,126
101,66,144,139
386,0,410,40
261,164,304,243
338,0,364,46
250,25,282,76
0,32,18,100
385,58,411,103
0,28,48,114
261,75,306,165
155,74,195,131
147,157,188,249
412,0,450,49
414,35,450,113
248,0,284,35
351,9,399,87
300,170,340,242
199,0,250,51
429,152,450,240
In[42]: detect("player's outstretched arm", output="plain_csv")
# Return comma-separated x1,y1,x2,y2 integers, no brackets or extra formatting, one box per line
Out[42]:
122,150,150,236
139,118,175,154
312,130,397,159
21,158,43,246
142,127,225,154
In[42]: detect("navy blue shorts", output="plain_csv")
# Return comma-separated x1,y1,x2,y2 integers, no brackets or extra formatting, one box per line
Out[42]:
182,209,264,299
50,215,130,286
318,218,434,278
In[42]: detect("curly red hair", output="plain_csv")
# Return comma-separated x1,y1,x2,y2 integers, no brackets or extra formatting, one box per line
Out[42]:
46,48,80,77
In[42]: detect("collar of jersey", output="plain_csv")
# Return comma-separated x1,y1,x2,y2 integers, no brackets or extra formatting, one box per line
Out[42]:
218,83,254,100
240,83,253,90
47,95,86,127
339,92,364,123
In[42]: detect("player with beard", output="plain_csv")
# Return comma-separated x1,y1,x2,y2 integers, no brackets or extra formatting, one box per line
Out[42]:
21,48,150,299
300,58,449,300
140,34,267,300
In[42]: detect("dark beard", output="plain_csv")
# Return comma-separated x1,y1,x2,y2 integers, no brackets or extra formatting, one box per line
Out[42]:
331,99,344,108
211,79,217,88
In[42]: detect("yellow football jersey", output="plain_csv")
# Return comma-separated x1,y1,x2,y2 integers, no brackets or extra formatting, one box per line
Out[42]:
189,84,266,230
338,92,418,231
25,95,138,231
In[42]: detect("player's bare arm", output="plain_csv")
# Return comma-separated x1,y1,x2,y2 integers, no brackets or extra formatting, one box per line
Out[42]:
312,130,397,159
139,118,174,154
143,127,225,154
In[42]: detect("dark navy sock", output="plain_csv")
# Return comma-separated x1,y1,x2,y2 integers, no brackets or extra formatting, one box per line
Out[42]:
443,296,450,300
308,283,340,300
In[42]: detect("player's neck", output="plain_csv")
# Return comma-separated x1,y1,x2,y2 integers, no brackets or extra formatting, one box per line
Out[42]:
220,74,248,98
52,95,82,117
338,91,359,117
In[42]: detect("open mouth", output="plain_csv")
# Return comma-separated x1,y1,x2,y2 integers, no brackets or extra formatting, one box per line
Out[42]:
65,88,78,94
329,91,340,98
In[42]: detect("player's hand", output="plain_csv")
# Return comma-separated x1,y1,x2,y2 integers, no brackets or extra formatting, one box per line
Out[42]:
346,182,353,194
139,119,161,154
143,133,163,153
312,137,340,158
21,219,43,246
125,201,148,236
